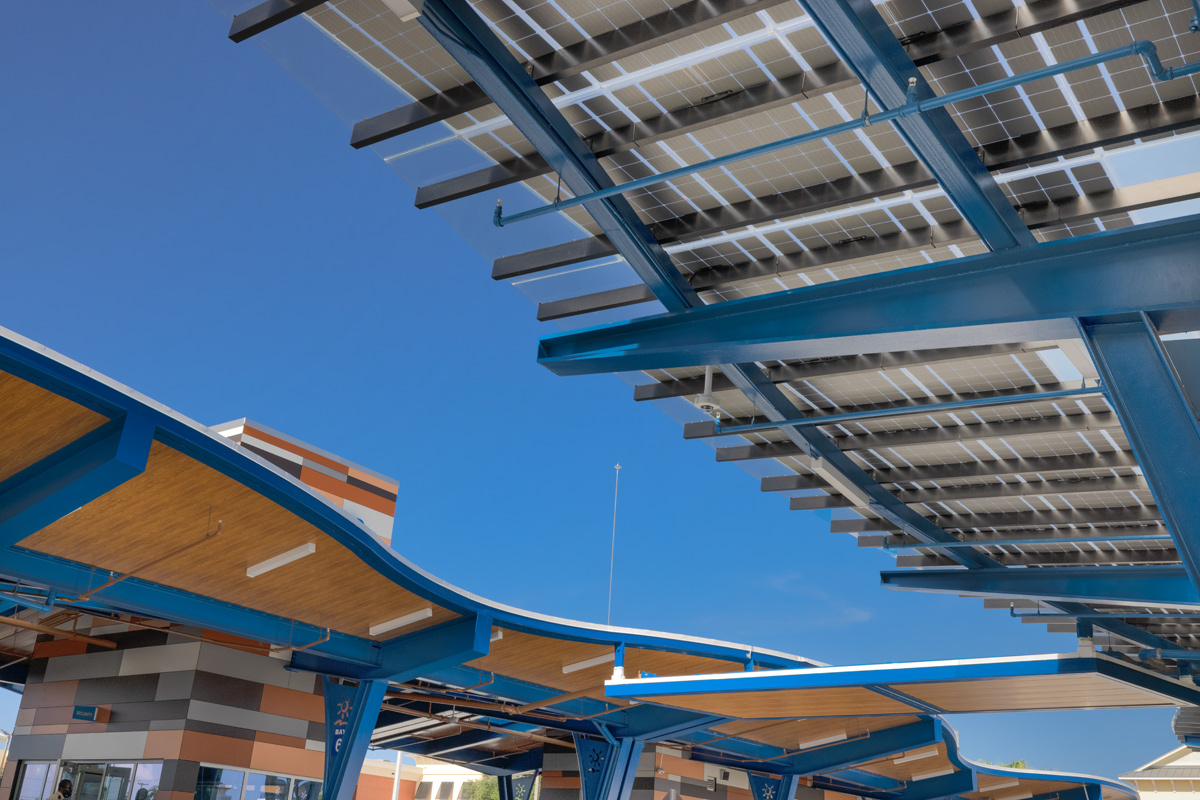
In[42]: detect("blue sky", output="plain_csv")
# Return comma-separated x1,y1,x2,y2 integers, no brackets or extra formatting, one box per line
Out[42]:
0,1,1185,780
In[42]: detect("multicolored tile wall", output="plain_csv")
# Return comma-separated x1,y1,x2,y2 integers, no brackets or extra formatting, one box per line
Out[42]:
211,420,399,545
1,620,330,800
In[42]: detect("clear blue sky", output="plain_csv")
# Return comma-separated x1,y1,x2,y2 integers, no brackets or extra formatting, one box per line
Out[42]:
0,1,1181,779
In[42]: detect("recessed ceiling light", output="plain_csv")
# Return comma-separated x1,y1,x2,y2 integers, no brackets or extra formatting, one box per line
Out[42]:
562,652,615,674
796,732,847,749
894,748,940,764
247,543,316,578
370,608,433,636
911,769,955,781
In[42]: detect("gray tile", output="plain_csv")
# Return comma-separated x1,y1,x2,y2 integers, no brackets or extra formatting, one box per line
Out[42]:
190,671,264,710
75,674,160,706
286,670,316,694
106,721,153,733
183,718,256,741
196,643,291,688
156,671,195,702
110,699,191,724
8,734,66,761
43,650,124,683
187,700,308,739
149,720,187,731
120,643,201,676
62,731,149,761
307,720,324,741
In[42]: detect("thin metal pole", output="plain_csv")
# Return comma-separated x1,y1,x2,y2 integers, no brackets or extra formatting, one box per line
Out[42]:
607,464,621,626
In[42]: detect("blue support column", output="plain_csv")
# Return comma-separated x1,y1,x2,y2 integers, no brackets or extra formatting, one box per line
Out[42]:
1080,314,1200,590
795,0,1033,251
499,776,514,800
573,734,645,800
0,412,155,549
322,676,390,800
292,614,493,680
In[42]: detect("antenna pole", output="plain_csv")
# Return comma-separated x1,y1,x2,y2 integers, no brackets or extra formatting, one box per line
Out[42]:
608,463,621,626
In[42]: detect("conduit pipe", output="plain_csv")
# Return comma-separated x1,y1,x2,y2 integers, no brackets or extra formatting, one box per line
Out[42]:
492,40,1200,228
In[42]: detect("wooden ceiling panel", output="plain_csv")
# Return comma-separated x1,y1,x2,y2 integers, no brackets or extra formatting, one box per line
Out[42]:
900,673,1176,713
466,629,744,695
633,686,918,718
0,370,106,483
709,716,923,751
18,441,455,639
963,777,1085,800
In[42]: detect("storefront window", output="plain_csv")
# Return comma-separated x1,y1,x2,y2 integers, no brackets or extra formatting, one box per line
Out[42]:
196,767,246,800
436,783,454,800
415,783,432,800
14,762,56,800
244,773,291,800
132,763,163,800
291,779,322,800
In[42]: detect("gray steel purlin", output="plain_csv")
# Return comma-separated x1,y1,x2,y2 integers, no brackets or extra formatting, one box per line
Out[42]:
228,0,326,42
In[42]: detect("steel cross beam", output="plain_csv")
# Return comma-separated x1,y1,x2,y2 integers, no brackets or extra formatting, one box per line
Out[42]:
414,0,697,311
795,0,1033,251
1080,314,1200,590
537,214,1200,375
228,0,327,42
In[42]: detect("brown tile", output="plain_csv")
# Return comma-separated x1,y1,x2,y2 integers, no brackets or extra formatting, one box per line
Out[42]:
543,778,580,790
21,680,78,709
249,741,323,778
661,755,704,781
144,729,185,760
347,467,398,493
34,640,89,659
16,708,35,726
34,706,78,726
245,428,349,475
301,468,393,515
66,722,108,734
30,724,70,735
179,730,256,767
260,685,323,723
255,731,307,749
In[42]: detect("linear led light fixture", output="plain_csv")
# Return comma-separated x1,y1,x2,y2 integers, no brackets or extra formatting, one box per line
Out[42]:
491,629,504,642
985,782,1022,792
911,769,956,781
996,792,1033,800
370,608,433,636
562,652,615,674
797,732,847,749
247,543,316,578
894,747,941,764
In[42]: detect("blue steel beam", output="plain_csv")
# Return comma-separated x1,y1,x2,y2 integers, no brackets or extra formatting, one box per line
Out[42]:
416,0,696,311
412,0,996,570
537,214,1200,376
892,770,975,800
228,0,328,43
881,566,1199,607
606,655,1102,701
693,720,942,776
1080,315,1200,589
0,413,155,549
788,0,1033,250
292,614,492,680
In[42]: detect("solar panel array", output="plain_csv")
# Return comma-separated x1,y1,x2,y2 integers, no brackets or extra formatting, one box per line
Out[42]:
263,0,1200,665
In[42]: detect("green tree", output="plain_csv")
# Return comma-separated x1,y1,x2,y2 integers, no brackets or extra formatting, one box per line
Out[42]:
461,779,500,800
978,759,1029,769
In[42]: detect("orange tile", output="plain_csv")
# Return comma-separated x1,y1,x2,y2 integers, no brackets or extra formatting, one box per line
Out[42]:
397,781,417,800
347,467,398,494
354,774,394,800
144,730,185,760
660,755,705,781
34,706,78,726
542,778,580,790
202,630,271,655
315,489,344,507
245,428,349,475
255,731,308,749
33,640,89,659
250,741,323,778
179,731,256,767
300,467,394,515
260,684,324,723
21,680,78,709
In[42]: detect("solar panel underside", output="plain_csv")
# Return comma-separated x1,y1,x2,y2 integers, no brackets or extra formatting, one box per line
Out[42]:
298,0,1200,656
